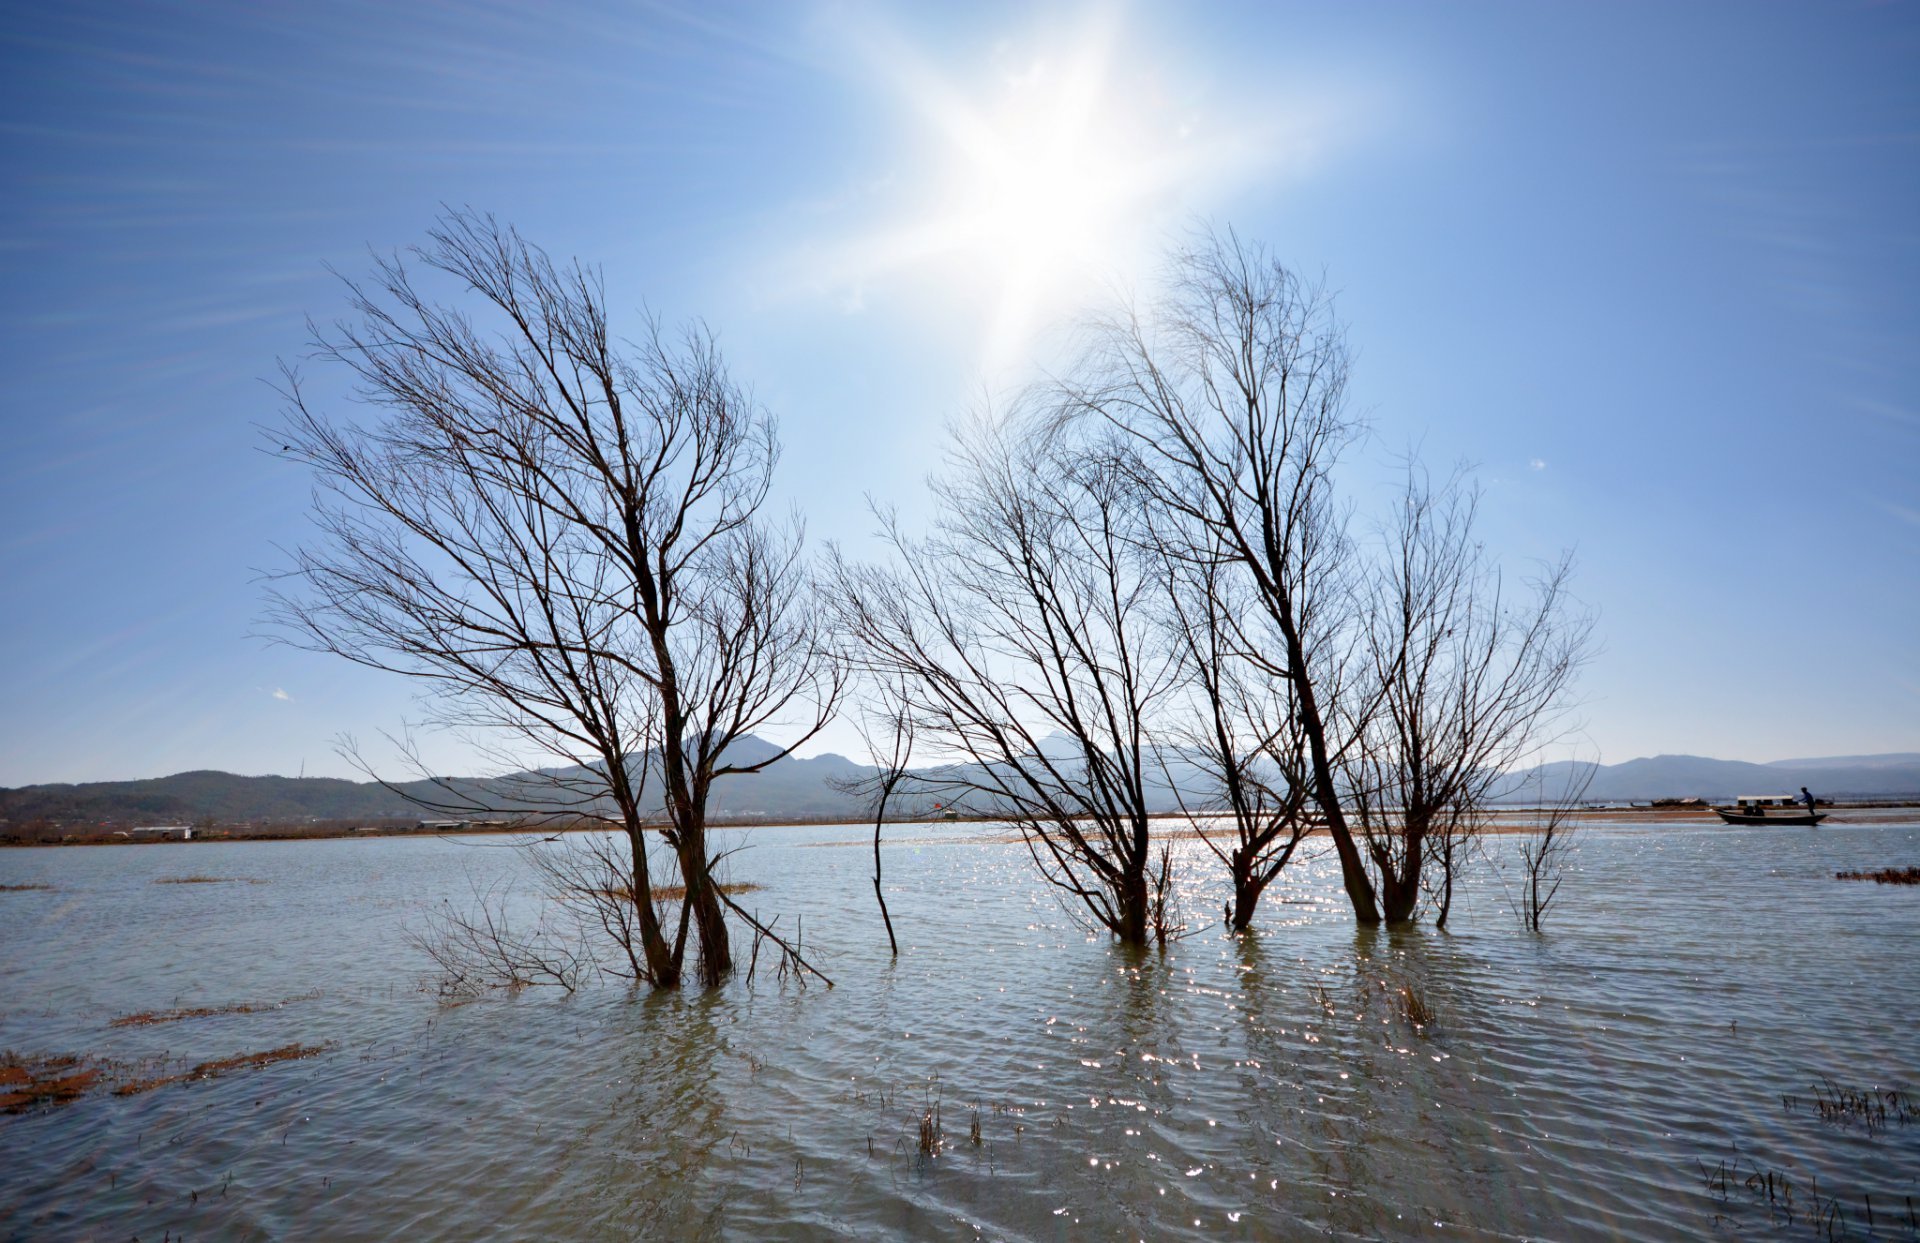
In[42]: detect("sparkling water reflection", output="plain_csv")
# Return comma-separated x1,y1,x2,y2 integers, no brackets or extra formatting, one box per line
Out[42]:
2,818,1916,1239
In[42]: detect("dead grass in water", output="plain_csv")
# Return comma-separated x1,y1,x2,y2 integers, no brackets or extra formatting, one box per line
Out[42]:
110,991,318,1028
152,875,265,885
4,1039,330,1110
1397,984,1437,1031
0,883,55,893
918,1103,943,1157
113,1043,330,1097
1835,867,1920,885
0,1055,103,1113
112,1004,258,1028
1783,1077,1917,1134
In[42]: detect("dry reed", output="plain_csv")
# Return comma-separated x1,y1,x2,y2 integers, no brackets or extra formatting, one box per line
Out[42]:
918,1103,943,1157
113,1042,330,1096
0,1054,101,1113
1834,867,1920,885
1783,1077,1917,1134
1398,985,1437,1030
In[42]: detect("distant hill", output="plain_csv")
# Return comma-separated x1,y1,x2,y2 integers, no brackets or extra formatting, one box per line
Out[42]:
0,743,879,828
3,744,1916,827
1493,753,1920,803
0,771,425,825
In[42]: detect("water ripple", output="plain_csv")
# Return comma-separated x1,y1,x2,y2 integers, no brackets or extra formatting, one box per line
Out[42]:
2,821,1917,1238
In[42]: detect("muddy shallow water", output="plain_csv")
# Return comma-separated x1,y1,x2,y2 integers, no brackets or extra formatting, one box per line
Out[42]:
2,817,1916,1240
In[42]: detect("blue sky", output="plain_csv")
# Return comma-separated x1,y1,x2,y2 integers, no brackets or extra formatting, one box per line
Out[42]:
2,1,1915,786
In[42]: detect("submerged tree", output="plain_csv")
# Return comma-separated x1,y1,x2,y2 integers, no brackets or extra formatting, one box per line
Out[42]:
1061,230,1589,928
827,684,918,956
1060,231,1382,923
828,416,1184,947
1157,539,1319,932
1510,764,1593,932
268,211,839,989
1341,468,1590,926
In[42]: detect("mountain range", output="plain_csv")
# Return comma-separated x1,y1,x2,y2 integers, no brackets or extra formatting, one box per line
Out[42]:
1489,753,1920,804
3,745,1917,827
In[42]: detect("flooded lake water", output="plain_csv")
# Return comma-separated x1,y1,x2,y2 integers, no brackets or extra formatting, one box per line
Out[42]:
3,816,1917,1240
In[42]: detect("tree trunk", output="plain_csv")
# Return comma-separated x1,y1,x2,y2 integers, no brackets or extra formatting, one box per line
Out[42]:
872,809,898,957
625,824,679,986
610,770,678,986
1378,871,1421,924
689,881,731,987
1228,850,1258,932
1119,867,1150,947
1433,824,1458,930
674,818,733,988
873,873,898,956
654,682,733,987
1375,819,1425,924
1287,656,1382,924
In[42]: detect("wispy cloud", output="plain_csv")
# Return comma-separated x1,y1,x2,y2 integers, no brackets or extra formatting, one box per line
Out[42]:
1528,458,1548,471
271,687,292,702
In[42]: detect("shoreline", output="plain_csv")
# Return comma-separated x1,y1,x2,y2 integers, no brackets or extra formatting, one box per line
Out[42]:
5,802,1916,849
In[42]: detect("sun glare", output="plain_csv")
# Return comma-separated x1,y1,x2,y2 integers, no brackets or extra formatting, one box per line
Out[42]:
801,13,1205,371
800,9,1294,375
951,61,1134,277
922,42,1164,368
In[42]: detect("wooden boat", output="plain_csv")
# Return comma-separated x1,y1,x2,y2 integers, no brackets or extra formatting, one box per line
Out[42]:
1712,794,1826,826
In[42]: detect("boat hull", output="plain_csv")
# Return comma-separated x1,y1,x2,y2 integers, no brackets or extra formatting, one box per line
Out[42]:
1712,809,1826,826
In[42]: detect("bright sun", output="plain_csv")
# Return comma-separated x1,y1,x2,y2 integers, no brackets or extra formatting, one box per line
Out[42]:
922,45,1162,366
814,12,1232,374
794,9,1305,376
948,63,1135,278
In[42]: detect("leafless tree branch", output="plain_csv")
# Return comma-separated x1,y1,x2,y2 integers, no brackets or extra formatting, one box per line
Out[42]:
267,210,841,988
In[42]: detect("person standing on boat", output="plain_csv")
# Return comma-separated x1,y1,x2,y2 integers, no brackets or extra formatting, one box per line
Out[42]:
1800,786,1817,814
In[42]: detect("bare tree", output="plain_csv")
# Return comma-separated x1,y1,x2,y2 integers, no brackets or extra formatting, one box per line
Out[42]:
1157,542,1319,932
1340,467,1589,925
410,872,595,997
1059,230,1384,923
827,686,918,956
1512,764,1593,932
828,415,1183,947
525,829,669,983
346,714,689,990
1061,231,1589,928
267,211,839,988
